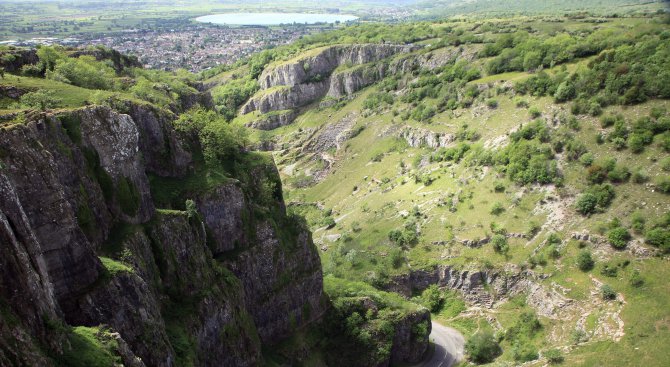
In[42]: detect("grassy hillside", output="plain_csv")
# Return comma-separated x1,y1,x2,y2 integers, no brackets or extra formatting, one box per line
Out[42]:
216,13,670,366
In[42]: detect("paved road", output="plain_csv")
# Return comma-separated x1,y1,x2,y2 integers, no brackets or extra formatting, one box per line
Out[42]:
416,322,465,367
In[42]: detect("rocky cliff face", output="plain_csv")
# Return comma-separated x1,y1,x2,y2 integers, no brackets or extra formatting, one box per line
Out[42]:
241,44,419,128
0,103,324,366
401,127,455,148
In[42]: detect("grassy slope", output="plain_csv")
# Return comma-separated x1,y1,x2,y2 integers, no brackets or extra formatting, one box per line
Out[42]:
236,16,670,365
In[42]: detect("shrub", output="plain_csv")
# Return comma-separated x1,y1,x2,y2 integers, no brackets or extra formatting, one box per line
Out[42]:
607,227,630,249
628,134,646,153
421,285,443,312
490,202,505,215
185,199,198,219
629,270,644,288
575,193,598,215
601,284,616,300
579,152,594,167
47,55,117,90
493,182,506,192
607,165,630,183
601,114,621,128
656,176,670,194
527,221,541,238
576,184,615,215
323,216,336,229
512,342,539,362
545,348,564,364
645,228,670,252
577,250,594,271
632,169,649,183
554,81,575,102
491,234,509,254
631,212,646,233
465,331,501,364
600,264,618,277
529,106,542,118
19,90,62,110
388,219,418,247
486,99,498,109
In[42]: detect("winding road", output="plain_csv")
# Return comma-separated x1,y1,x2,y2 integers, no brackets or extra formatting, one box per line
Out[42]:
415,322,465,367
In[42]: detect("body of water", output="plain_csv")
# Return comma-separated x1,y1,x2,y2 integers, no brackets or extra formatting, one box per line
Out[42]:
195,12,358,26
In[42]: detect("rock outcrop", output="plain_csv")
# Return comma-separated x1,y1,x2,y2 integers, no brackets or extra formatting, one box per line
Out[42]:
389,311,431,365
0,103,324,366
241,44,419,127
401,127,455,148
245,110,297,130
386,265,573,318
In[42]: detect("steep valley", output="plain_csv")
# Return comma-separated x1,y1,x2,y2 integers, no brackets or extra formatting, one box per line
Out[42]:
1,9,670,367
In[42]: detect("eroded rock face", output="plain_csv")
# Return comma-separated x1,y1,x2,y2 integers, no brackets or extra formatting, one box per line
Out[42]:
0,117,104,305
401,127,455,148
389,310,431,365
0,103,325,366
126,104,193,177
246,110,297,131
227,221,325,343
258,44,416,90
241,83,329,114
241,44,419,126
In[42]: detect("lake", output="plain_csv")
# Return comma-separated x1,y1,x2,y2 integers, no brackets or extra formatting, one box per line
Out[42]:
195,12,359,26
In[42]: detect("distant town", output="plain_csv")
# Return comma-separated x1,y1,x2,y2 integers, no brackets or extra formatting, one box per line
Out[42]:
0,24,325,72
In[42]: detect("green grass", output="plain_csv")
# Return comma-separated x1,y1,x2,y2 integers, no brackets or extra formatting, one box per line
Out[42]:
98,256,133,276
0,74,125,113
324,275,423,312
254,23,670,364
59,326,121,367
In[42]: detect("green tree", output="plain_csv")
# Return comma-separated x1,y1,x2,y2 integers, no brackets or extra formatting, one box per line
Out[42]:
466,331,501,364
607,227,630,249
576,250,594,271
421,285,443,312
575,193,597,215
491,234,509,254
19,90,62,110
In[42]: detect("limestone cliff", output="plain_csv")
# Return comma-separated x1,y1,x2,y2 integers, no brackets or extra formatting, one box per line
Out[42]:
0,103,324,366
240,44,419,127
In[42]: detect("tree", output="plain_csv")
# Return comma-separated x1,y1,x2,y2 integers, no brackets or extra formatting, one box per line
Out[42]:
36,45,65,73
491,234,509,254
466,331,501,364
47,55,116,90
607,227,630,249
554,81,575,102
421,285,443,312
576,250,594,271
575,193,598,215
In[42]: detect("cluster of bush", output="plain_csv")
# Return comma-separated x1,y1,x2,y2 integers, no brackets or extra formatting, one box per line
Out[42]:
362,91,394,111
173,108,248,164
515,34,670,111
599,111,670,153
645,212,670,253
17,46,200,111
388,218,419,247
